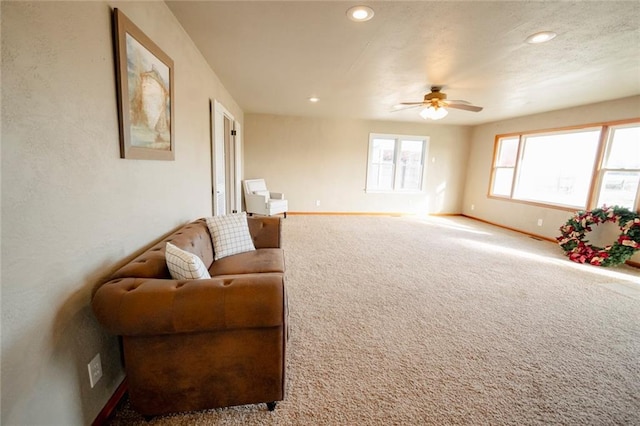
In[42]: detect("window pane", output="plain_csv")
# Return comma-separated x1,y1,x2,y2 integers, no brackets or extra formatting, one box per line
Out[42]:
368,138,396,190
368,164,395,190
371,139,395,163
493,168,514,196
514,130,600,207
398,140,424,190
597,171,640,209
496,137,519,167
605,126,640,169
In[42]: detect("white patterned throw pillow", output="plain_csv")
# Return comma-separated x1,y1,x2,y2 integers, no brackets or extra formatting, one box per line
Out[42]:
206,212,256,260
165,242,211,280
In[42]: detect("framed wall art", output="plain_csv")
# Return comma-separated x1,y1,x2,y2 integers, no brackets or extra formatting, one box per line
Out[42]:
113,8,175,160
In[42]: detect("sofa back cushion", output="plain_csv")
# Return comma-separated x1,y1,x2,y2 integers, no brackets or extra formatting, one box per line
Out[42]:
110,219,214,280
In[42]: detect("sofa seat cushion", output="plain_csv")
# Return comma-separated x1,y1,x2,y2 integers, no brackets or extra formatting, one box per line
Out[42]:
268,199,287,210
210,248,285,277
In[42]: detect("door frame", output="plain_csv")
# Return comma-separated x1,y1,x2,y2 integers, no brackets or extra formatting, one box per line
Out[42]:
211,99,242,215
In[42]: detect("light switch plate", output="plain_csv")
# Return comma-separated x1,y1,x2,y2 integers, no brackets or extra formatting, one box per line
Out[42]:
88,353,102,388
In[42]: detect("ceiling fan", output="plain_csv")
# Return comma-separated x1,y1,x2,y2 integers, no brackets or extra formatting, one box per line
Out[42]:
397,86,483,120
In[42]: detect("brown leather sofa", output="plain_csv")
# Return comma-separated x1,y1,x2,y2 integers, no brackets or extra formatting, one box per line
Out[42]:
92,217,287,416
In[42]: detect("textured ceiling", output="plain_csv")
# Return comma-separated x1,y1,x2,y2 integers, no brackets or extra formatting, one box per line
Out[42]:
166,1,640,125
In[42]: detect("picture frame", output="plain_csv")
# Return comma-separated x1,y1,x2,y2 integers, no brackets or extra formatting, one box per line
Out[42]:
113,8,175,160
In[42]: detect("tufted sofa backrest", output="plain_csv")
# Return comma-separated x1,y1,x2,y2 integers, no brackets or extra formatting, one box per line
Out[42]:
110,219,214,281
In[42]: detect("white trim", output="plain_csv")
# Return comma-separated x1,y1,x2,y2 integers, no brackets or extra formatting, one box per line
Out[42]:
233,124,243,212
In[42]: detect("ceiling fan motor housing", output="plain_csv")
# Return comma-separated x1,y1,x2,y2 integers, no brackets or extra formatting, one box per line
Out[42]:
424,88,447,102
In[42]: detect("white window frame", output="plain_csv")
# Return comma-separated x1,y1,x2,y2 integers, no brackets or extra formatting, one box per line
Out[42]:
594,123,640,210
366,133,429,193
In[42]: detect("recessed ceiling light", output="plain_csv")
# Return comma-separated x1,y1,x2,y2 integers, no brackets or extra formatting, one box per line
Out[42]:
309,97,320,103
525,31,557,44
346,6,374,22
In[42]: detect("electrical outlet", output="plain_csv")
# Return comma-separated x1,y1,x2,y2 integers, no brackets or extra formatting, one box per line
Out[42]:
537,218,543,227
316,200,321,206
471,204,475,211
88,353,102,388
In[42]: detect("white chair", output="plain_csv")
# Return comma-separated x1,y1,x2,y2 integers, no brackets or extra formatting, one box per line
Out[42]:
243,179,288,218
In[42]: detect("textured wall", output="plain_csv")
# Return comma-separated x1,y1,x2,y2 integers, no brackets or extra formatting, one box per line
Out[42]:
1,1,242,424
244,114,471,214
463,96,640,240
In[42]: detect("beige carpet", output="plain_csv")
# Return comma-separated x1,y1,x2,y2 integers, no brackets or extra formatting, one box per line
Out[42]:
108,215,640,425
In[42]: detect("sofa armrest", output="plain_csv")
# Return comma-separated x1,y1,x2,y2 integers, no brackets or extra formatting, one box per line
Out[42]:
247,216,282,248
92,274,284,337
245,192,268,211
269,192,285,200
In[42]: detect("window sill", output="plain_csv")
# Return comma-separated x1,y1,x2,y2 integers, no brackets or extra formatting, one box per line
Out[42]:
486,194,583,212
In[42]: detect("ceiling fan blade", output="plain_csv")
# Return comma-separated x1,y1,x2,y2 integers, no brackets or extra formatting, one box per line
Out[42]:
397,88,482,114
392,104,423,112
447,103,483,112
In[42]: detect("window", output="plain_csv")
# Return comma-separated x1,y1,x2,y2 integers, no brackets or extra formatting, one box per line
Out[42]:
366,134,428,192
489,121,640,211
514,129,601,207
491,137,518,197
596,124,640,209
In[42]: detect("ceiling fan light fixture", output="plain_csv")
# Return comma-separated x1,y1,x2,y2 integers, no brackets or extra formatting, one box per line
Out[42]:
525,31,557,44
346,6,374,22
420,106,448,120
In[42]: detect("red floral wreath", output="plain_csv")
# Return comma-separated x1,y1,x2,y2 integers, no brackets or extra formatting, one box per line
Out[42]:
557,206,640,267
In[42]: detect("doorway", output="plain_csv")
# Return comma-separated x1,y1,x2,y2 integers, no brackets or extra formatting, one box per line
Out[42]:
211,100,241,216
